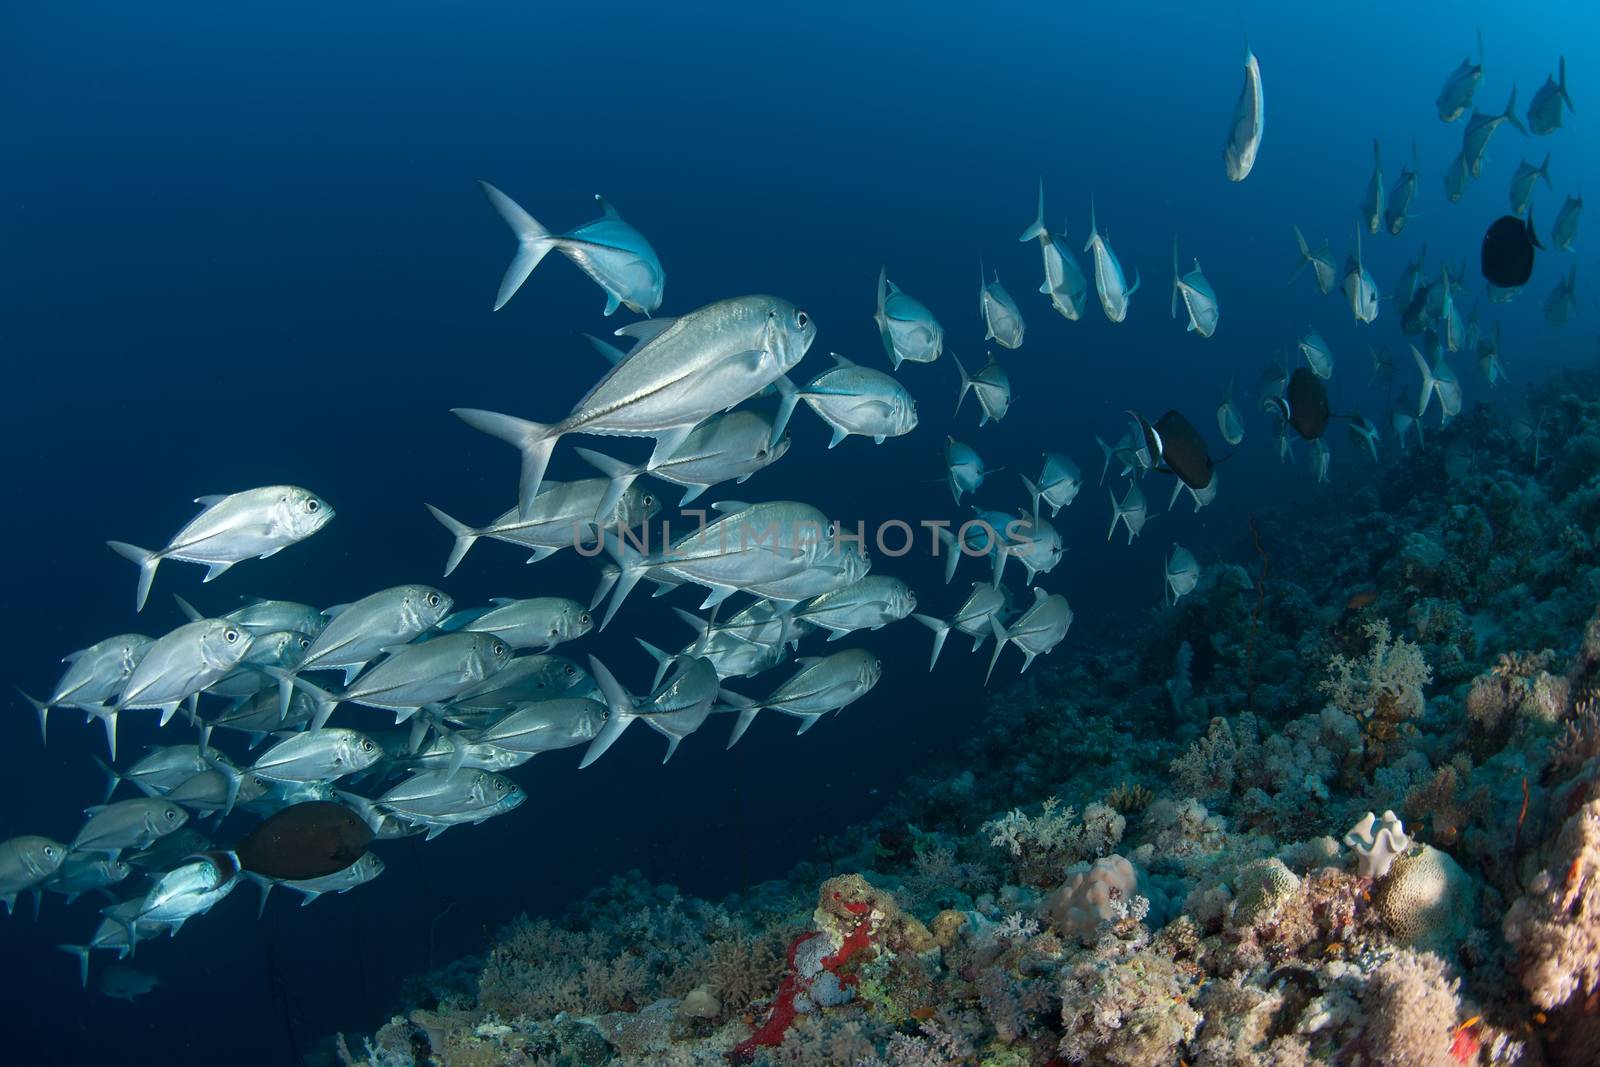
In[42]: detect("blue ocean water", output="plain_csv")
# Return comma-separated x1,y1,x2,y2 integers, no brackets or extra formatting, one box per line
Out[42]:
1,2,1594,1062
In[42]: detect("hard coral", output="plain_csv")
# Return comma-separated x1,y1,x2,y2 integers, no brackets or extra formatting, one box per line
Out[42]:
1372,845,1476,954
1044,854,1139,943
1503,796,1600,1011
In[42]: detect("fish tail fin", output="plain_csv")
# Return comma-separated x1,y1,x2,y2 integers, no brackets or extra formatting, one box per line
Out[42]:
1126,267,1141,298
937,527,961,585
451,408,559,518
951,351,972,416
573,447,642,527
266,666,337,731
17,689,50,744
105,542,160,613
424,504,480,578
1171,236,1181,319
1107,488,1125,542
579,656,635,768
984,617,1011,684
1020,473,1043,526
719,688,763,748
1540,149,1554,187
1018,178,1047,242
1084,194,1097,252
598,529,650,631
1505,85,1528,135
479,181,556,311
1410,345,1436,418
202,753,243,818
769,374,801,449
89,753,121,803
581,332,628,365
911,613,952,671
57,944,90,988
1559,56,1573,111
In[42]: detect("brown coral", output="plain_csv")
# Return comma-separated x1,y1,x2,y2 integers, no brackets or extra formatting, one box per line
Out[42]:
1503,796,1600,1011
1360,950,1463,1067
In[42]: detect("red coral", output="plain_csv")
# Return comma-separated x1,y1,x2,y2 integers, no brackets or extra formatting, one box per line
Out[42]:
820,899,873,985
728,931,818,1063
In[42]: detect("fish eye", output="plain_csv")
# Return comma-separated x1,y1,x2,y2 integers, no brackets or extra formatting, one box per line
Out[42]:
756,447,769,459
795,311,810,328
360,739,374,751
299,637,310,649
579,612,591,625
306,499,319,513
224,629,240,643
165,809,180,822
564,664,576,675
43,845,58,860
493,642,507,656
427,593,441,607
642,494,656,507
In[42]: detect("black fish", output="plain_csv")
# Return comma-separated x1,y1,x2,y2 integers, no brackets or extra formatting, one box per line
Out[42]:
1284,368,1331,440
1128,409,1215,489
236,801,373,880
1481,210,1543,288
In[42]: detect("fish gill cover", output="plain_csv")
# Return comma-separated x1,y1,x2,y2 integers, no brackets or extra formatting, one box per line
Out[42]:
1,2,1598,1065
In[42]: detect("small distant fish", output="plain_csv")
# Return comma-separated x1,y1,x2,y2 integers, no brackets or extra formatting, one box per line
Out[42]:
1545,265,1579,327
1438,264,1464,352
1385,142,1420,235
1309,438,1331,483
795,351,919,446
1552,192,1583,251
1368,344,1396,387
1021,453,1083,519
108,488,333,613
874,267,944,368
1171,238,1219,337
953,352,1013,426
1019,181,1090,321
1342,226,1380,325
1436,29,1484,122
1299,329,1334,379
993,510,1063,588
1164,544,1199,605
1096,425,1152,484
1223,45,1265,181
1477,322,1508,387
1527,56,1573,135
1106,482,1149,545
98,963,159,1001
1463,87,1527,178
1412,344,1462,425
911,582,1011,671
1509,152,1553,216
1392,244,1427,314
1360,140,1384,235
1290,225,1336,295
945,437,987,505
1347,416,1381,463
479,182,663,315
978,265,1026,349
1216,374,1245,446
986,588,1073,681
1444,151,1473,203
1390,403,1423,453
1084,198,1140,323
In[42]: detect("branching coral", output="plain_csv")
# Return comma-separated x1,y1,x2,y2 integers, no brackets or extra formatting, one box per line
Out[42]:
1360,950,1463,1067
1503,796,1600,1011
982,796,1124,886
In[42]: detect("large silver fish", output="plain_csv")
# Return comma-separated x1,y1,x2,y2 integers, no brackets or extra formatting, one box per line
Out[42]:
1299,330,1334,379
480,182,663,315
0,835,65,914
1106,483,1149,545
1509,152,1552,216
1544,265,1578,327
72,799,188,858
873,267,944,368
721,648,882,746
427,480,660,576
128,850,238,931
655,609,791,682
444,597,592,652
1021,453,1083,519
1552,192,1582,251
377,769,526,840
1289,225,1336,295
796,352,918,446
294,585,453,687
1084,198,1140,323
1527,56,1572,135
1342,226,1380,325
101,620,253,759
911,582,1011,670
290,632,514,727
1164,544,1200,605
108,487,333,612
978,265,1026,349
443,655,594,717
1171,238,1219,337
1412,344,1462,426
573,410,788,510
1462,87,1527,178
1385,142,1420,235
953,352,1012,425
1019,181,1090,320
1216,375,1245,446
741,534,870,605
791,576,916,641
17,634,151,743
580,654,719,767
249,728,383,784
456,295,816,516
945,437,987,504
1360,140,1384,235
1223,46,1264,181
1436,30,1484,122
250,851,385,909
986,588,1073,681
43,852,129,906
469,698,606,755
994,510,1063,587
96,745,212,799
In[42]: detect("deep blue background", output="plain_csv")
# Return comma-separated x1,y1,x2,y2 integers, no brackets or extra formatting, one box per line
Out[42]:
1,2,1595,1062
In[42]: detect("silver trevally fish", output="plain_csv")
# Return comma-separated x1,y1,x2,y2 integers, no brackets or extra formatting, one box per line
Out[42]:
1171,238,1219,337
978,265,1025,349
1477,322,1508,387
0,835,66,914
377,769,526,840
443,597,592,652
1444,150,1473,203
479,182,663,315
212,598,327,638
1369,344,1397,387
795,351,918,446
249,851,385,910
292,585,453,689
953,352,1012,426
601,500,838,626
100,620,253,759
791,576,915,641
108,487,333,612
1385,141,1420,235
580,654,718,767
457,296,815,515
911,581,1011,670
1165,544,1200,605
1392,244,1428,312
1463,87,1527,178
17,634,152,743
1436,30,1484,122
945,437,987,504
1527,56,1572,135
1342,226,1380,325
206,690,328,751
98,963,159,1002
1348,415,1382,462
443,655,594,718
72,799,188,859
1216,375,1245,446
96,745,212,799
128,849,238,932
44,853,130,906
1299,329,1334,379
656,608,792,681
400,731,531,776
1289,225,1336,295
873,267,943,368
994,510,1063,587
248,728,383,784
1509,152,1552,216
1019,180,1090,320
1084,198,1140,323
721,648,882,746
695,598,806,649
1412,344,1462,426
428,480,660,576
1022,452,1083,519
1310,438,1331,483
1545,265,1578,327
1552,192,1582,251
469,698,606,755
290,632,514,727
573,410,788,510
1360,140,1384,235
1223,45,1264,181
1096,425,1151,484
741,534,869,605
204,629,312,701
986,588,1073,681
1438,264,1464,352
1107,482,1149,545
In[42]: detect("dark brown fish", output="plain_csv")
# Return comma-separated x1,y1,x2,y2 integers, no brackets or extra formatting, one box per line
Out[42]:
1285,368,1330,441
1128,409,1216,490
235,801,373,880
1481,211,1542,288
